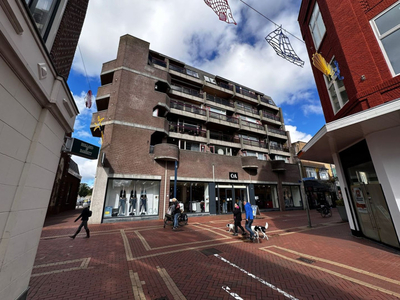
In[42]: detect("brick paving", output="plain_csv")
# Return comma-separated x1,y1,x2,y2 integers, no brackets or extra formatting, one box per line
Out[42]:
27,209,400,300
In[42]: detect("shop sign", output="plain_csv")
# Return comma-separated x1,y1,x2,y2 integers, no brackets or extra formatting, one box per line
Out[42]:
229,172,238,180
69,138,99,160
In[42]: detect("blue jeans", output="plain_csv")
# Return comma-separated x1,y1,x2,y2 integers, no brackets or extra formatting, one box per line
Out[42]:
245,219,254,238
174,213,180,228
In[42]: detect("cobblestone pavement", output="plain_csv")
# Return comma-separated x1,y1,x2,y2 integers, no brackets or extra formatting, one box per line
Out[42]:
28,208,400,300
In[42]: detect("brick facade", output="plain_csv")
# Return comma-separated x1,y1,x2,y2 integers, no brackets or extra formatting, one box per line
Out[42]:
50,0,89,79
90,35,301,223
298,0,400,122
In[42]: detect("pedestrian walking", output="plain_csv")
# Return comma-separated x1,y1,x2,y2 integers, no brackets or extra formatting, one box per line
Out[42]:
233,203,246,236
70,206,92,239
243,200,254,241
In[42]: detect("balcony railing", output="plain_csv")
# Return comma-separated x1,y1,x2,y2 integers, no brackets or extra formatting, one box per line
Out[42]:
206,94,234,107
260,96,276,106
169,64,186,74
236,86,258,99
242,138,267,148
217,81,234,91
268,127,286,136
209,111,239,124
269,144,283,151
170,100,206,116
169,122,207,137
262,111,280,121
209,131,239,143
149,56,167,68
237,104,258,114
241,120,264,131
170,84,202,98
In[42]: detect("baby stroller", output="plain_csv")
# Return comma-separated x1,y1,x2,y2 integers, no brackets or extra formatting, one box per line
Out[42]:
164,203,188,228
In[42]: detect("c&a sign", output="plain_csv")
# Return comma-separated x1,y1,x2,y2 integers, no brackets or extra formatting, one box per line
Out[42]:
229,172,238,180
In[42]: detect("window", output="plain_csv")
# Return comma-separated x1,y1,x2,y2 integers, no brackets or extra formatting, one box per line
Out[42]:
26,0,60,41
306,167,317,179
186,69,199,78
309,2,326,49
325,58,349,114
204,75,216,84
319,169,329,180
371,2,400,75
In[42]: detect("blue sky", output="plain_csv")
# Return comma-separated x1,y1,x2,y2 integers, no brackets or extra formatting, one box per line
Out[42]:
67,0,326,186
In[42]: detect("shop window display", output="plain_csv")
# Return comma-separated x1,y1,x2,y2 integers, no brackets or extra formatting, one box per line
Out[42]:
254,184,279,209
104,179,160,218
170,181,209,213
283,185,303,209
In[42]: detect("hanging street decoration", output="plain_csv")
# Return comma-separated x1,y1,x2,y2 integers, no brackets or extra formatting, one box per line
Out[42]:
85,90,93,109
93,115,104,144
312,52,334,78
265,26,305,67
333,60,344,80
204,0,237,25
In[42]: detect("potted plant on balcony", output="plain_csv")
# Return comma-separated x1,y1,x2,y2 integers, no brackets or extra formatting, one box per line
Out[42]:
336,198,348,222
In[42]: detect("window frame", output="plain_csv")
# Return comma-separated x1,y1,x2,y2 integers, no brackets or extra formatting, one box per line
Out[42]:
370,1,400,76
324,57,349,114
309,2,326,50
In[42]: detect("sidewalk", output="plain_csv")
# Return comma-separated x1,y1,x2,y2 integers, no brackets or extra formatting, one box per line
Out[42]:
28,208,400,299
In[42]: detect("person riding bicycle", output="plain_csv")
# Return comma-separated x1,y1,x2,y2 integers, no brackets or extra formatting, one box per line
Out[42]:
171,198,181,230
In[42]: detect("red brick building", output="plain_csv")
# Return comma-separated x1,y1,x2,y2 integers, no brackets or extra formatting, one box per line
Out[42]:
298,0,400,248
89,35,303,224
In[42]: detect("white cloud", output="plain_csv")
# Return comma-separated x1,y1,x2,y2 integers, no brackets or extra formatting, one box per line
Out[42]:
75,130,92,139
286,125,313,143
71,155,98,186
73,0,318,107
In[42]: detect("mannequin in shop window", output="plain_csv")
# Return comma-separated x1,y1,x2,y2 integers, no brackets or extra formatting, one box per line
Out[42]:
140,189,147,215
129,190,137,215
119,188,127,216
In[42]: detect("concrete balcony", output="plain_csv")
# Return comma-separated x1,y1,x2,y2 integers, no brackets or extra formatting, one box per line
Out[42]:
270,160,286,172
90,110,108,137
153,143,179,161
241,156,259,169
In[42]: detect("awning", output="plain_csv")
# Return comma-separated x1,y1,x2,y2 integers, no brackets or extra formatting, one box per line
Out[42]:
298,99,400,164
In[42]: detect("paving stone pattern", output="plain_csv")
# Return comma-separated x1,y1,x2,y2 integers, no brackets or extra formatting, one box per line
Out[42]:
28,209,400,300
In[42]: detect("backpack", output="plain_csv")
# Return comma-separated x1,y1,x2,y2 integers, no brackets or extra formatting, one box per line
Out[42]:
88,210,92,217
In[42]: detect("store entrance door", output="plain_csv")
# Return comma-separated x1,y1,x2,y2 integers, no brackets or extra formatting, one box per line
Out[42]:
351,183,399,248
216,185,247,214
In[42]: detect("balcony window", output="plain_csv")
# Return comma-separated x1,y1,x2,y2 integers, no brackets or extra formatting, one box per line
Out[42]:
26,0,60,41
186,69,199,78
309,2,326,49
324,58,349,114
371,2,400,75
204,75,216,84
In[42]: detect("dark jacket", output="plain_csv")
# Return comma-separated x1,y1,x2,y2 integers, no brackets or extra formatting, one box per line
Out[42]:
76,207,91,222
233,206,242,222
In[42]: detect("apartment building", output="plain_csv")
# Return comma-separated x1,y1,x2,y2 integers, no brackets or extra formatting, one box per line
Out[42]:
298,0,400,248
89,35,302,224
0,1,88,299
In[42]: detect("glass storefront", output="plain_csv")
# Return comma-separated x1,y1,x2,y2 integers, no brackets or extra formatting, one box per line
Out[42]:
283,185,303,209
104,179,160,219
254,184,279,209
215,184,247,214
170,181,209,213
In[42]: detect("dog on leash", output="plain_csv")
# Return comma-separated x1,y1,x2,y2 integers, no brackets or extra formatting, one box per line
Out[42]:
251,222,269,240
226,223,235,233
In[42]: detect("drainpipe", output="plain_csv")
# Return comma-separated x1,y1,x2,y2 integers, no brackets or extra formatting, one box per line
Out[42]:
174,160,178,198
298,161,311,228
163,161,167,217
